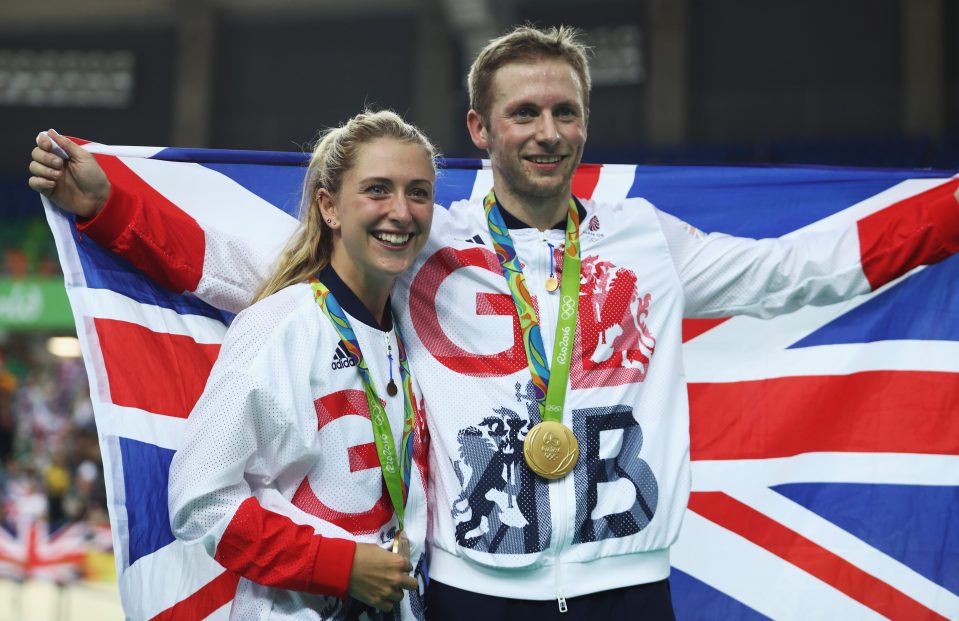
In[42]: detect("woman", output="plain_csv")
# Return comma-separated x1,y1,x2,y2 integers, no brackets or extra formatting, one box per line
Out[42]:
169,111,435,620
33,111,436,620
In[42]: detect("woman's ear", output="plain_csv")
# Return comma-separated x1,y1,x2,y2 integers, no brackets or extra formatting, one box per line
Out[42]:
316,188,339,229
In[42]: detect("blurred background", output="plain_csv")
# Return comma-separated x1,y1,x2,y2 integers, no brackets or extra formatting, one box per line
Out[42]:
0,0,954,617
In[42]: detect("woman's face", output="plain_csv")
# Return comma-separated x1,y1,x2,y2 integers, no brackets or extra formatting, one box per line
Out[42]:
322,137,435,292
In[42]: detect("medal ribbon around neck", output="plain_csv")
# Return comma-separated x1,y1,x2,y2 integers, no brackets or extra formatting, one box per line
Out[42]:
482,190,581,423
310,278,415,529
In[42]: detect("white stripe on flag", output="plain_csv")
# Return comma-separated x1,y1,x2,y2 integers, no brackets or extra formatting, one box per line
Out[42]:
691,453,959,490
672,511,889,620
469,163,495,202
42,198,88,289
683,263,926,371
722,485,959,618
119,157,300,252
119,539,229,620
81,143,166,159
69,287,227,344
592,164,637,202
685,338,959,382
93,401,187,451
783,178,957,238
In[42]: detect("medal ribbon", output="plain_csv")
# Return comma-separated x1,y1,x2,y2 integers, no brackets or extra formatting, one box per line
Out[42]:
310,279,416,529
482,190,581,422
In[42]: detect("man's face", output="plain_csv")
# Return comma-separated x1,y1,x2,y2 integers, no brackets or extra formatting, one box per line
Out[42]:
468,57,587,207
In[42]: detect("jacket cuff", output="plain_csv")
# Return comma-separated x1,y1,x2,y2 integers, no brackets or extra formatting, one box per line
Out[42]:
311,536,356,599
76,182,140,246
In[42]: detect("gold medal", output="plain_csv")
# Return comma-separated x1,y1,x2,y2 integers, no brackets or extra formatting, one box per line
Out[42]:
523,420,579,479
545,276,559,292
391,530,411,560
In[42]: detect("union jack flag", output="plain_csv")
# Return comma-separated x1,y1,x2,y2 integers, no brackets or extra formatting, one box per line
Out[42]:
0,518,89,582
41,141,959,620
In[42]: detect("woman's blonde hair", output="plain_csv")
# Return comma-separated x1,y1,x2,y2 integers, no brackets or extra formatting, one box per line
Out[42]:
252,110,437,303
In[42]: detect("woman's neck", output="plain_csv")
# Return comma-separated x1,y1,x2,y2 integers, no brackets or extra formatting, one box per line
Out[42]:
327,257,393,329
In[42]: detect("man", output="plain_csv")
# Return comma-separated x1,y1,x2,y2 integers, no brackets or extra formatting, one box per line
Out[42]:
29,25,959,621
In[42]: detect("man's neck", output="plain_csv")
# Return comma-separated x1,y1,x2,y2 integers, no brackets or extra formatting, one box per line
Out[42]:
492,185,571,232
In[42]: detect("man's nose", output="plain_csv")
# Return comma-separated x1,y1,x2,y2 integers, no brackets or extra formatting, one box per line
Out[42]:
535,113,560,147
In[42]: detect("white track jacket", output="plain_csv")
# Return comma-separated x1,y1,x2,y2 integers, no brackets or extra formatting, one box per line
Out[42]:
166,269,430,621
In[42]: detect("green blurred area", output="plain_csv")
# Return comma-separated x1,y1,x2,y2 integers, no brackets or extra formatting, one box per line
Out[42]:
0,217,61,278
0,216,71,332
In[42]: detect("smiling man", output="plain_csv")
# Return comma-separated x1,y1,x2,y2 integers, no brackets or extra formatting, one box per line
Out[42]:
409,26,959,621
28,24,959,621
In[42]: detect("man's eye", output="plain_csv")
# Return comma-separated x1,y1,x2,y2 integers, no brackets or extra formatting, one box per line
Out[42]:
514,107,535,119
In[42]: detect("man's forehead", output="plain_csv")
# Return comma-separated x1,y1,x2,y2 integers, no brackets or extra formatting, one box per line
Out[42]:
492,56,577,79
490,58,585,103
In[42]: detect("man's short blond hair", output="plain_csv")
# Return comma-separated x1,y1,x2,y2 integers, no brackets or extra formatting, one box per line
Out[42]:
468,25,591,121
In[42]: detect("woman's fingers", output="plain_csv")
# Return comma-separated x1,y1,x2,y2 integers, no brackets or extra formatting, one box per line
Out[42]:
32,142,67,177
28,158,61,180
46,129,84,160
27,176,56,195
399,574,419,591
348,542,420,612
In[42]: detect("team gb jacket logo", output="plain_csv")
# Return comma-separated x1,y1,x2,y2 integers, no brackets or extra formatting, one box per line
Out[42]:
410,245,657,389
573,253,658,388
451,382,551,555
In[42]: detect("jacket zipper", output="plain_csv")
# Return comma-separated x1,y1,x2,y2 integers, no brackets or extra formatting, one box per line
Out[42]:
554,474,570,613
538,230,570,613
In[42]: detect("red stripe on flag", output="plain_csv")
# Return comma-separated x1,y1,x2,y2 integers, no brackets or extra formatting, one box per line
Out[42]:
572,164,602,200
149,570,240,621
95,318,220,418
858,179,959,290
682,318,730,342
690,371,959,460
688,492,949,621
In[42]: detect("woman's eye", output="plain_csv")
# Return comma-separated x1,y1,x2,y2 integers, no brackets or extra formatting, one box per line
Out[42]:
366,184,388,195
410,188,432,201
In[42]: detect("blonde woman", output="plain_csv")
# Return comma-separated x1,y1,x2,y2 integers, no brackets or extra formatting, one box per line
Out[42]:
33,111,434,620
167,111,435,620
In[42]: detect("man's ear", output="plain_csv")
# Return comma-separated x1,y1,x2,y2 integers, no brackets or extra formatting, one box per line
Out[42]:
466,109,489,150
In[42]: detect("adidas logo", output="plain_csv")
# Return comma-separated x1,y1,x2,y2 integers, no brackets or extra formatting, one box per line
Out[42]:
464,233,485,244
331,342,358,370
